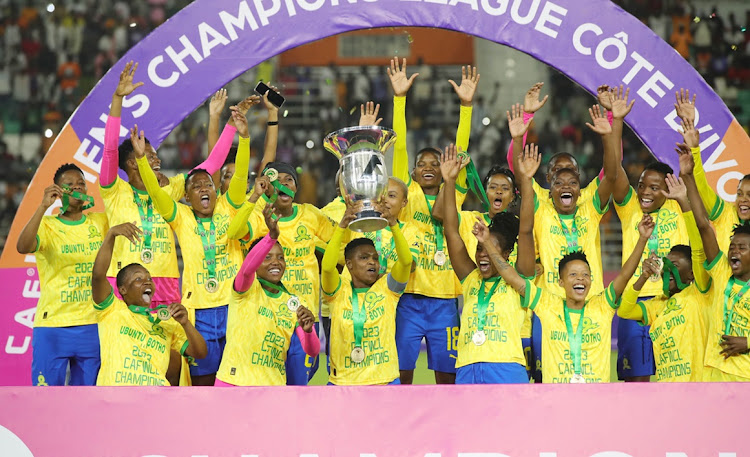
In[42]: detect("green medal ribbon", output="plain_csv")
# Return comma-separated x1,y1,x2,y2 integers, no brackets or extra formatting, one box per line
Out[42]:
60,186,94,214
661,257,689,297
476,277,501,332
424,195,445,257
127,304,168,338
558,213,579,253
351,285,368,348
462,154,490,212
257,277,290,295
722,278,750,335
647,212,661,255
133,192,154,254
563,303,586,376
195,215,217,283
371,229,395,275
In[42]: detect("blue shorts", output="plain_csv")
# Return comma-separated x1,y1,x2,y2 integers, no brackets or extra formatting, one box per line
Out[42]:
395,293,459,373
191,305,228,377
32,324,100,386
456,362,529,384
617,305,656,379
530,312,543,383
286,322,320,385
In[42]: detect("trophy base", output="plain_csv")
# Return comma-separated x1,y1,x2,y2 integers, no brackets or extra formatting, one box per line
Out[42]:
348,212,388,233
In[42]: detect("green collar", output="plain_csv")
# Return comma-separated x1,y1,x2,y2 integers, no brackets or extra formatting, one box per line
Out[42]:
56,214,86,225
278,204,299,222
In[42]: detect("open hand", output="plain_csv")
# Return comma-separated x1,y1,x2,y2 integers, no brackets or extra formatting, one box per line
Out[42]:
472,216,490,244
439,144,462,182
209,89,227,117
637,214,655,239
129,125,147,159
449,65,480,107
359,101,382,126
387,57,418,97
674,143,695,176
114,61,144,97
231,106,249,138
610,85,635,119
262,204,280,239
518,143,541,179
524,82,548,113
596,84,613,110
663,173,688,205
679,117,699,149
585,104,612,136
108,222,142,245
507,103,531,139
674,88,696,123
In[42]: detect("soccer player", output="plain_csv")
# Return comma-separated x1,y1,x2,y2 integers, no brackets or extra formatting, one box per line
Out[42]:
216,205,320,386
673,91,747,254
321,200,413,385
482,210,654,383
611,93,689,383
17,164,108,386
228,162,339,385
388,57,477,384
91,222,207,386
129,105,251,386
619,158,713,382
442,143,539,383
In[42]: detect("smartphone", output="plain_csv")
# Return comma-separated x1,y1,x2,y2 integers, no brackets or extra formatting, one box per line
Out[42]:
254,81,285,108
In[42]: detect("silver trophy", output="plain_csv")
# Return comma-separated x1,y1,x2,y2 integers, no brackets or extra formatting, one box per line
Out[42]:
324,126,397,232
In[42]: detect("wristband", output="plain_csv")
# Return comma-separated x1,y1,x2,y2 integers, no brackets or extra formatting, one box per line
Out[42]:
267,121,279,126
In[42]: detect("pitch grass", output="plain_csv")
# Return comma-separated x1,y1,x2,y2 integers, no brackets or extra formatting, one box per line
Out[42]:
309,351,625,385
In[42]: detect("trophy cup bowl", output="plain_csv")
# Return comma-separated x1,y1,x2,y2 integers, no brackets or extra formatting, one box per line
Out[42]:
323,126,397,233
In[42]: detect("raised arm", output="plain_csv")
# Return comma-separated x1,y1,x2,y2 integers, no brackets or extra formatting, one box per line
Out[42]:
387,57,418,182
617,258,660,321
168,303,208,359
194,96,259,176
515,143,541,278
227,107,251,205
679,114,721,218
609,85,636,204
506,83,547,172
507,103,533,174
322,203,359,294
235,206,279,293
389,223,413,285
478,220,527,295
207,89,227,188
132,127,177,221
585,104,616,210
227,177,269,240
449,65,479,189
358,101,382,127
677,142,721,264
259,88,280,172
441,144,476,281
16,184,64,253
612,215,654,298
92,223,141,304
102,61,144,187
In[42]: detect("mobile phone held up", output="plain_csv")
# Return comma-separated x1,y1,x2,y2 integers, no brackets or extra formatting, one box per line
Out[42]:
254,81,285,108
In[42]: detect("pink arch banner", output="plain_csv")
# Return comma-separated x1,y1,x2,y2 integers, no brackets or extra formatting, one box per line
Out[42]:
1,0,748,384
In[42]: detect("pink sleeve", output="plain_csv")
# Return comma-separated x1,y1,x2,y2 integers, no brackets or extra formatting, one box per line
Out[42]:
100,115,121,186
506,112,535,172
598,111,623,181
296,325,321,357
233,234,275,292
193,124,237,175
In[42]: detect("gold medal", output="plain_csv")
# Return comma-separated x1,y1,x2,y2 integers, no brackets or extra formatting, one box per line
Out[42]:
649,258,664,282
264,168,278,182
205,278,219,293
457,151,470,164
350,347,365,364
156,308,171,321
140,248,153,264
287,296,301,312
472,330,486,346
570,373,586,384
434,250,446,266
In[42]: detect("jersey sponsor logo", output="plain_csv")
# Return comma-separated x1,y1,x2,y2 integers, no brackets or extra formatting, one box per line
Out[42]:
88,225,102,239
295,225,311,242
663,297,681,315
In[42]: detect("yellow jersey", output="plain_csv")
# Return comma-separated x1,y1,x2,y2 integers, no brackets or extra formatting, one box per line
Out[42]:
704,254,750,379
100,175,185,278
246,202,338,321
632,285,709,382
534,192,608,297
456,270,527,368
217,281,305,386
324,275,401,385
615,187,688,297
33,213,108,327
523,280,618,383
94,292,188,386
167,194,243,310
